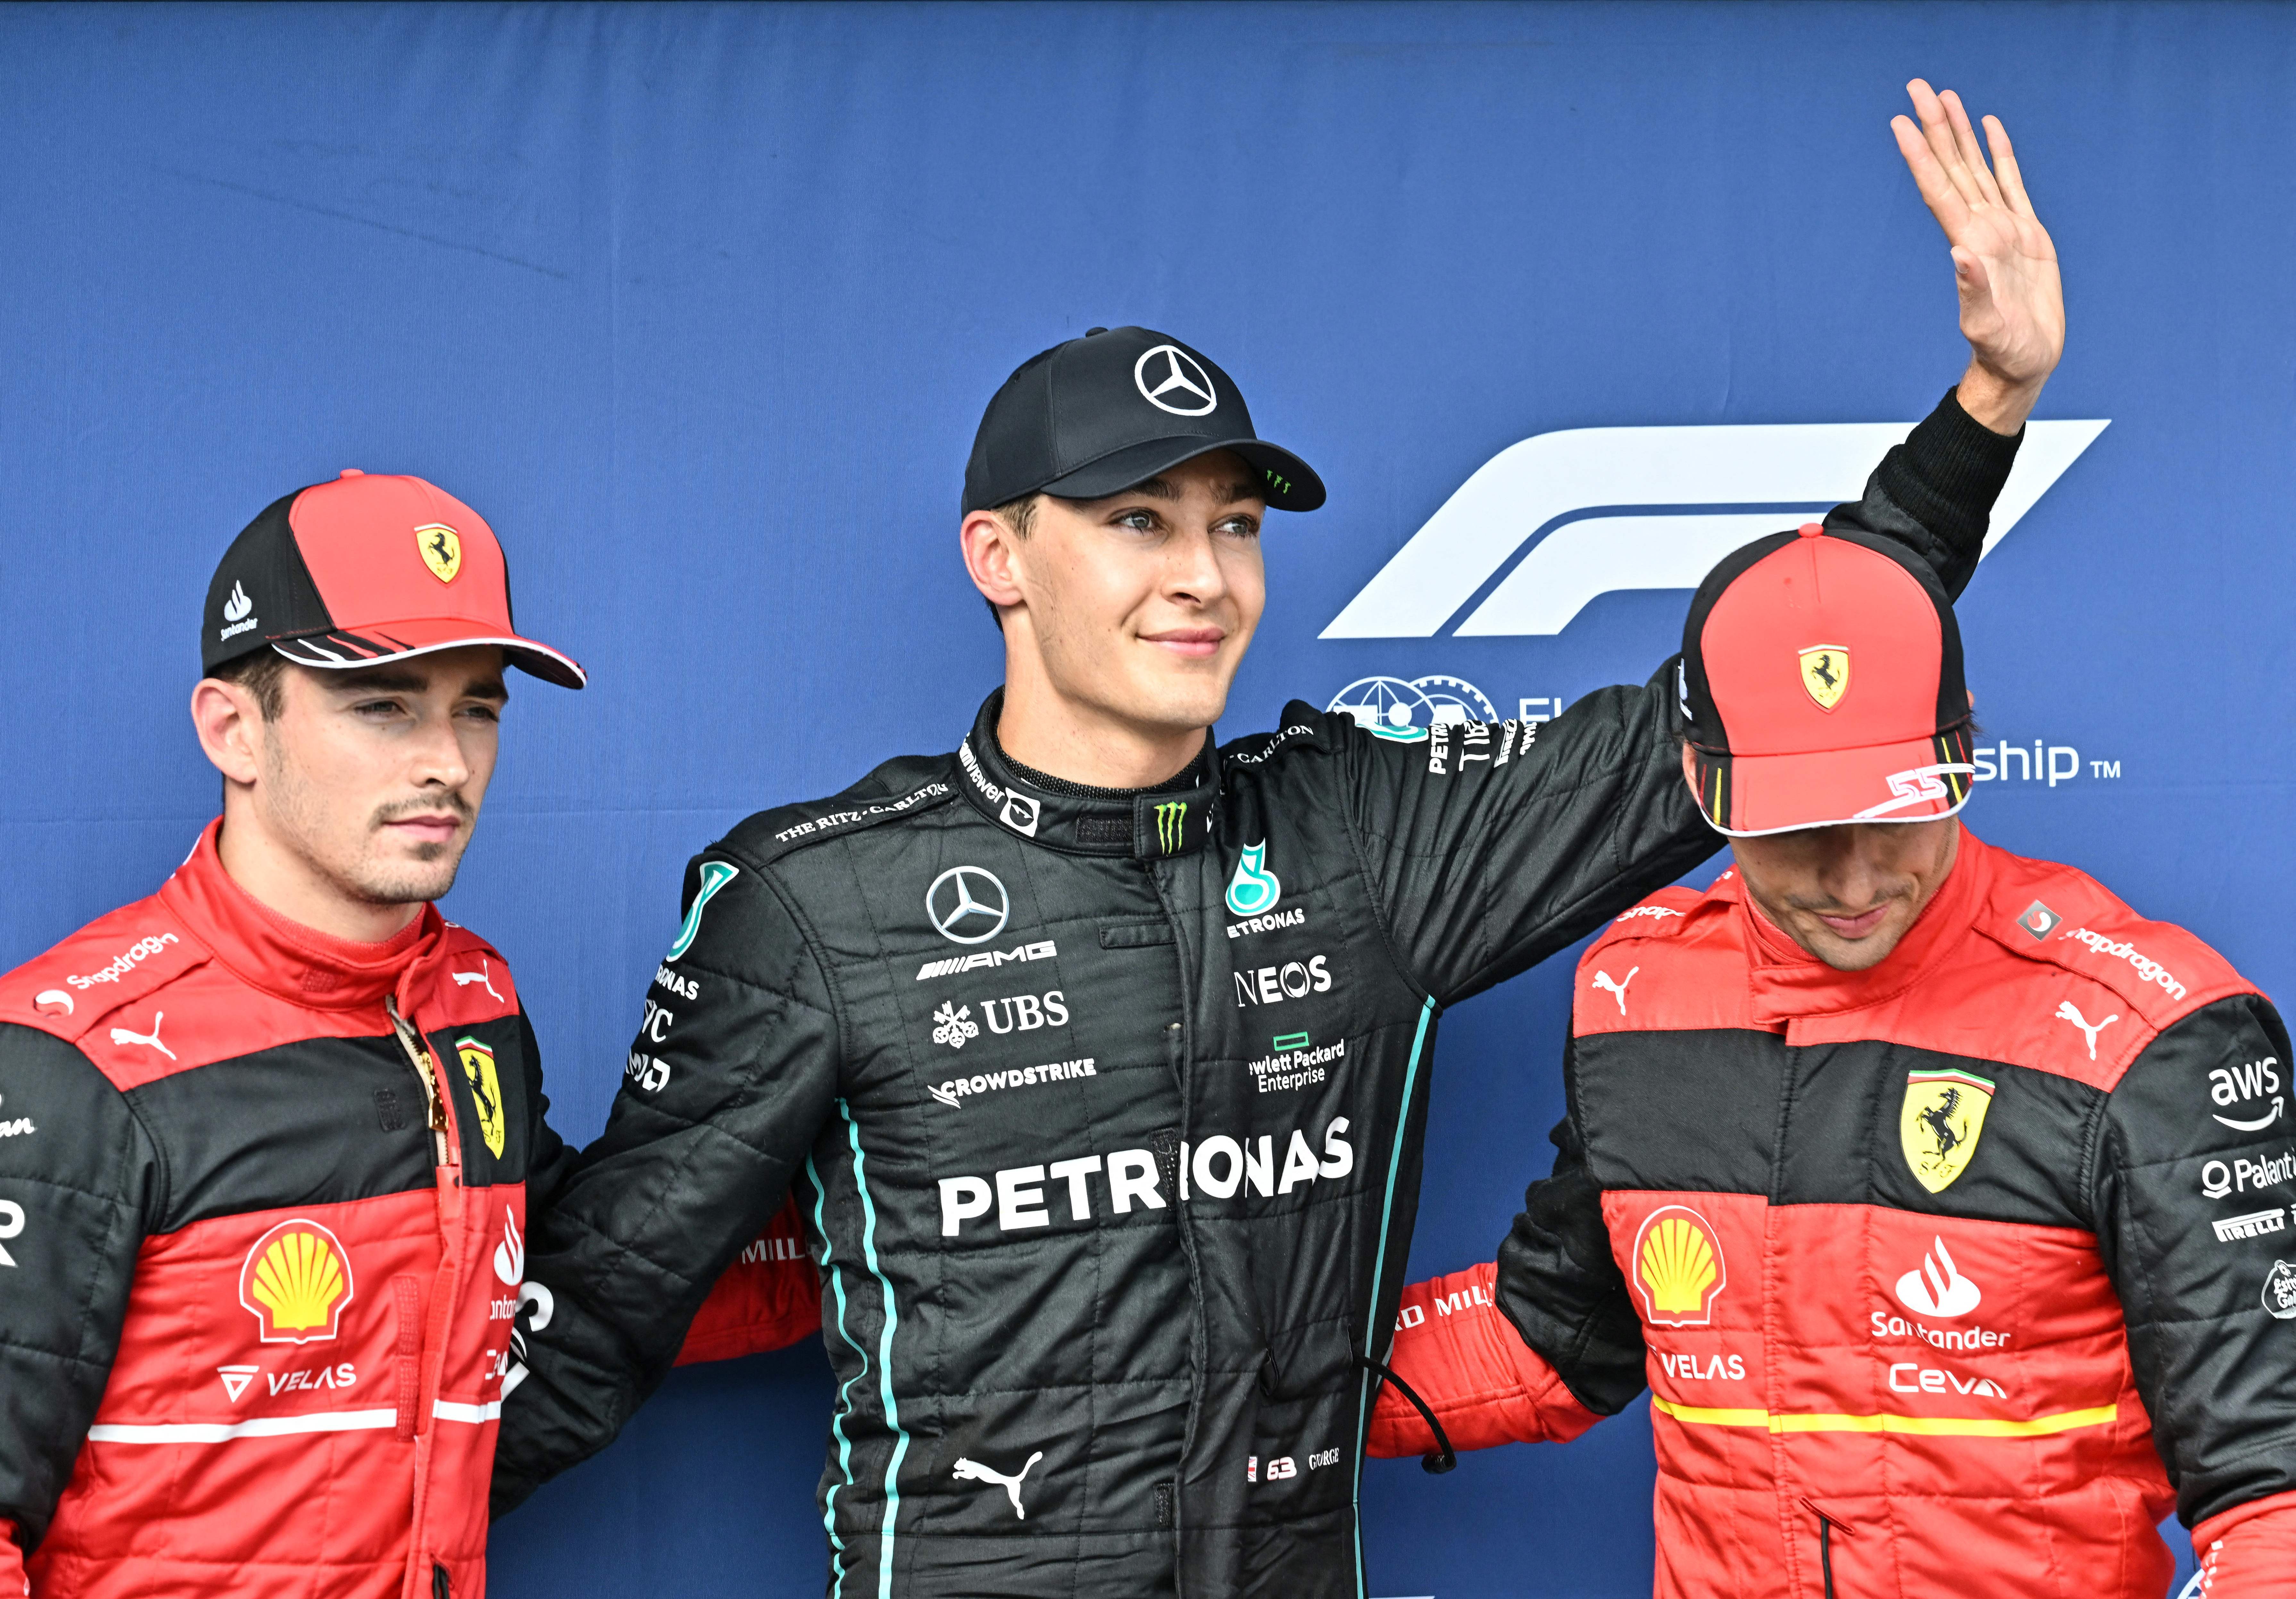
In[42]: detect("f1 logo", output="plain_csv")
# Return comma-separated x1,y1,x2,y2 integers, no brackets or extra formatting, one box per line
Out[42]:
1320,419,2108,638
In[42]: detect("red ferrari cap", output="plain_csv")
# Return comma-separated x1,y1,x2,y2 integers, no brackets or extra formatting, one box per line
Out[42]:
202,471,584,688
1679,522,1971,836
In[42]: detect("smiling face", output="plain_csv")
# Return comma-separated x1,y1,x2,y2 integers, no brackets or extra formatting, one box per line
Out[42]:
963,449,1267,782
193,647,508,939
1727,815,1962,973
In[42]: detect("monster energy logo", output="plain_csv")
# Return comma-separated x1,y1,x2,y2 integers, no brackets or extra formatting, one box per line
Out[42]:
1154,801,1188,854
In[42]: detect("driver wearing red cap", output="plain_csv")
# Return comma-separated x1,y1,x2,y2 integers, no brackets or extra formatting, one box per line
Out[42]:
1363,523,2296,1595
0,472,602,1597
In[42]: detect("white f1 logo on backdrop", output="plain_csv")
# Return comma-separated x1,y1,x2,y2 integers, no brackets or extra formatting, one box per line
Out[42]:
1320,418,2109,638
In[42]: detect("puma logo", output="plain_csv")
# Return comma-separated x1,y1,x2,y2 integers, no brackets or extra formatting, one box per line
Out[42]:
952,1451,1044,1520
109,1011,177,1061
1591,967,1638,1015
2055,999,2119,1061
453,959,504,1002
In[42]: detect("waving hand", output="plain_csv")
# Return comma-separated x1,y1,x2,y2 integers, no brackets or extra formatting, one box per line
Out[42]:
1893,79,2063,433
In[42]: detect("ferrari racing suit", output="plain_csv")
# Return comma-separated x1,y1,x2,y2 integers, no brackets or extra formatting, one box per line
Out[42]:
1369,835,2296,1596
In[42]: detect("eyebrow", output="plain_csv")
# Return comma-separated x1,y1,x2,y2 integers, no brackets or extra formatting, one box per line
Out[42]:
325,668,508,702
1108,476,1264,507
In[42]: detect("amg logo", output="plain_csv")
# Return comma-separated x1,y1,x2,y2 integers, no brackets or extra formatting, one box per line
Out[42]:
916,940,1057,981
2214,1208,2287,1243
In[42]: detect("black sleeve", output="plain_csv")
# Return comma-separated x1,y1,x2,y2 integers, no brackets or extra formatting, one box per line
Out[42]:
1347,388,2021,1004
1493,1097,1645,1418
517,1009,574,1214
491,851,840,1516
1822,385,2023,602
2092,993,2296,1529
0,1025,159,1553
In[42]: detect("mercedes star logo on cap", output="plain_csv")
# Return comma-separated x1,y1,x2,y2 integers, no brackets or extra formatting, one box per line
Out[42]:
1134,345,1218,417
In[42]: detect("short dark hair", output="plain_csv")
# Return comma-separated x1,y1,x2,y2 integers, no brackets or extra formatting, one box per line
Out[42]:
207,648,288,721
983,494,1039,631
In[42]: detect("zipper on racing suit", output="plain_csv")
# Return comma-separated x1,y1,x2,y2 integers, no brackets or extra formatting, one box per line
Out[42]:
1152,870,1208,1597
387,993,468,1599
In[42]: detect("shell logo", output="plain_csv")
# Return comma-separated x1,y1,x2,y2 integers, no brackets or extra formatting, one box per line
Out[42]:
239,1218,355,1344
1632,1205,1727,1327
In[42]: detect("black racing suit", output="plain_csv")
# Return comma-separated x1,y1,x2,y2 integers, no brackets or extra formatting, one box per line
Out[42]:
493,392,2023,1596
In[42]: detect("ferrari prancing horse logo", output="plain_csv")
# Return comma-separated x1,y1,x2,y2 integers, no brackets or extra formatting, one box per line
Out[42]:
1900,1068,1995,1194
416,524,463,584
1798,645,1849,711
457,1037,506,1159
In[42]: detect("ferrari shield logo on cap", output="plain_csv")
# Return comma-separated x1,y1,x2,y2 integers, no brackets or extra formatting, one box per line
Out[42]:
415,524,462,584
1797,645,1850,711
1900,1068,1995,1194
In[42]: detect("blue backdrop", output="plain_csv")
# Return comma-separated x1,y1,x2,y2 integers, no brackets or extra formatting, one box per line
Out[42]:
4,4,2289,1594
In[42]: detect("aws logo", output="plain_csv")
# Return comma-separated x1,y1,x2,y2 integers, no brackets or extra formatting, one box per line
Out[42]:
1320,419,2107,638
1632,1205,1726,1327
239,1218,355,1344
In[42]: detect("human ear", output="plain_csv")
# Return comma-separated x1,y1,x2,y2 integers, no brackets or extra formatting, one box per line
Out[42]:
960,510,1027,610
191,679,264,787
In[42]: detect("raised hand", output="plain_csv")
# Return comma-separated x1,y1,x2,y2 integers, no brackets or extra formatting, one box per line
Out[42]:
1892,79,2063,433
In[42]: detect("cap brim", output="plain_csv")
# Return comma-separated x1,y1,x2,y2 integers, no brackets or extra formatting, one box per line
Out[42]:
1690,730,1975,837
270,617,586,689
1039,435,1326,512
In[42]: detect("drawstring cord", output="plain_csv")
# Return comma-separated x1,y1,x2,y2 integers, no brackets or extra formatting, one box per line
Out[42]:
1357,1355,1457,1474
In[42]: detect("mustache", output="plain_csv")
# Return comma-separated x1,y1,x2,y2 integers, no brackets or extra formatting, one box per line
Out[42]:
370,793,474,829
1784,882,1914,917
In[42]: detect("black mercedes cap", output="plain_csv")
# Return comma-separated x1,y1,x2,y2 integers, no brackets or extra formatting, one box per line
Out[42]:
962,326,1326,515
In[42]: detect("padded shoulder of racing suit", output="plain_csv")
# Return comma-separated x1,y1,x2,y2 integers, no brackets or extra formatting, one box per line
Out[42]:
4,894,210,1085
1963,848,2254,1087
711,751,962,874
1571,843,2255,1092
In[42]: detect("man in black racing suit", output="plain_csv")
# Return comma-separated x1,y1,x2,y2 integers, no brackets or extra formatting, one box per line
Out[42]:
494,81,2069,1598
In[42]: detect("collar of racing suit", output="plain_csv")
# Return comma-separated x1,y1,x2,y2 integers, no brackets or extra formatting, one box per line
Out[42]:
1730,827,1990,1027
954,688,1223,859
157,817,447,1009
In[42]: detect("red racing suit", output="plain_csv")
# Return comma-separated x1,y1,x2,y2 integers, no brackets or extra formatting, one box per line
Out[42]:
0,823,568,1598
671,1199,819,1367
1370,833,2296,1596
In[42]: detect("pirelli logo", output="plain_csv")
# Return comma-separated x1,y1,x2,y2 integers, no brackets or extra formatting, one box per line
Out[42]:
2214,1207,2287,1243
